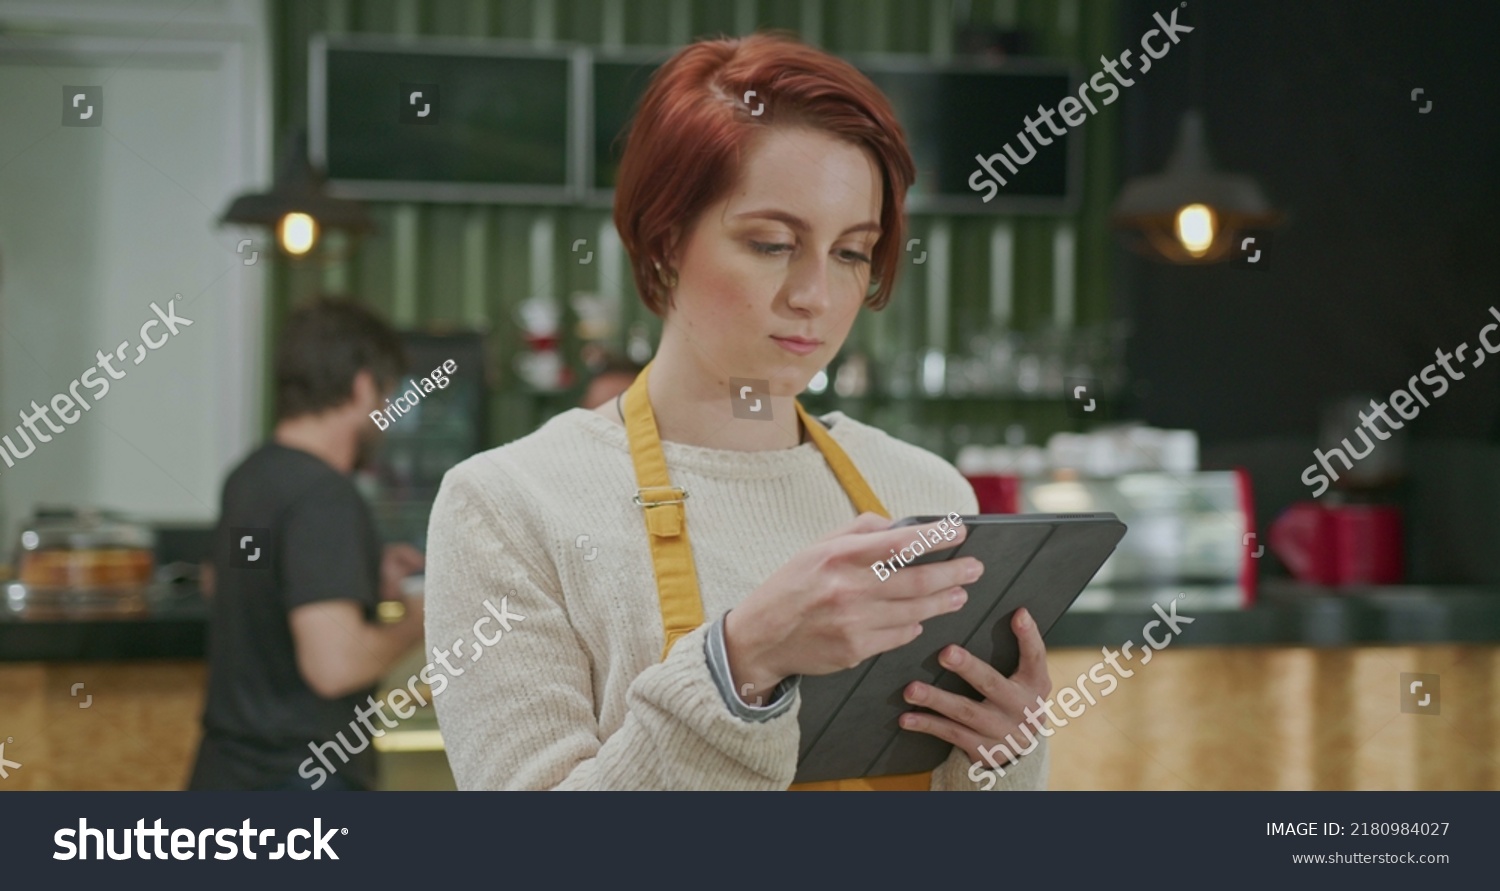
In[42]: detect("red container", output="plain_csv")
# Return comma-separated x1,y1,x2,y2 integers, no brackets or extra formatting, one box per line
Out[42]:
966,474,1021,514
1269,502,1404,586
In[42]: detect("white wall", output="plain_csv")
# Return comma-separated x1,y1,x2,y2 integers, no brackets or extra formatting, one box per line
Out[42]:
0,0,270,540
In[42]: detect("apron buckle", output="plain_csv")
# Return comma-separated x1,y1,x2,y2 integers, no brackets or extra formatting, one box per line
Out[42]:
632,486,688,507
634,487,688,538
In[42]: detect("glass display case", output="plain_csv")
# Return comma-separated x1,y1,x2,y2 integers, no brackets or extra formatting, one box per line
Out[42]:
6,507,156,618
1020,470,1255,609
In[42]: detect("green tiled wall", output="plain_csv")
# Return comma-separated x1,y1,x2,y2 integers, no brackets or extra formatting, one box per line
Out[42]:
269,0,1121,453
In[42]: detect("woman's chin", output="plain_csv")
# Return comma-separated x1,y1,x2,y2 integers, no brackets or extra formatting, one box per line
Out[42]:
766,368,820,398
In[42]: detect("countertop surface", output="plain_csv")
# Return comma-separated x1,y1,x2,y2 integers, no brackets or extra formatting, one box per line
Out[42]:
1048,581,1500,648
3,581,1499,661
1,582,207,661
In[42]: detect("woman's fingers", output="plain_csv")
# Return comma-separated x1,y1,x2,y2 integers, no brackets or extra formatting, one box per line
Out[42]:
863,623,925,660
902,679,994,736
873,586,968,629
936,644,1016,706
897,708,987,759
867,551,983,601
919,614,1051,717
1008,608,1052,696
898,625,1054,765
828,516,981,607
821,511,893,542
862,517,969,562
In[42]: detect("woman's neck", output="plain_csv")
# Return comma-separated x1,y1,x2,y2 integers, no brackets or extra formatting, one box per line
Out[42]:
644,344,805,452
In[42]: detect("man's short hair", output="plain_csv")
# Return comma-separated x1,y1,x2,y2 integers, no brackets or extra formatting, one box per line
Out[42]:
274,297,407,421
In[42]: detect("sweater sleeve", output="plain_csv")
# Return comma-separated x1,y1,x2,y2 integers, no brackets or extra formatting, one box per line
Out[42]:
930,734,1050,790
424,463,802,790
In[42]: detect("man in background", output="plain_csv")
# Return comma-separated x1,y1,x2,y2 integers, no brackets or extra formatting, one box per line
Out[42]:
188,297,425,791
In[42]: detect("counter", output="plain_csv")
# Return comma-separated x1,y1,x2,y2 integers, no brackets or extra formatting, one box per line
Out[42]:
0,583,206,661
3,582,1497,790
1051,582,1500,647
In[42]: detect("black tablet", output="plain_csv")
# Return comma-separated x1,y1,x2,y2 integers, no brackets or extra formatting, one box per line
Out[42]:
793,512,1127,784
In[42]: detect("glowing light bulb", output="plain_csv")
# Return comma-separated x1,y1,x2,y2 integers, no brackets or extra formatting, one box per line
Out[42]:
278,212,318,255
1174,203,1216,257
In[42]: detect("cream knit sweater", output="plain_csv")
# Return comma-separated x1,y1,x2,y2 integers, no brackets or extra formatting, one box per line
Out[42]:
424,407,1049,791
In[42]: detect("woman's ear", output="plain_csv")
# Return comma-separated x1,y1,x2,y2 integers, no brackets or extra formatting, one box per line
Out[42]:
663,223,685,271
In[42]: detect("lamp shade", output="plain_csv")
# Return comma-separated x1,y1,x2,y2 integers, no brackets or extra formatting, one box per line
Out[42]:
1112,110,1280,264
219,130,374,236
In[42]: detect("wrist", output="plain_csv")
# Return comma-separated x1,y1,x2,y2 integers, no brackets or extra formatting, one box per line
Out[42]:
722,607,785,698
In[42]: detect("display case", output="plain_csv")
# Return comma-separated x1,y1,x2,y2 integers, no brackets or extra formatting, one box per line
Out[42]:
6,507,156,618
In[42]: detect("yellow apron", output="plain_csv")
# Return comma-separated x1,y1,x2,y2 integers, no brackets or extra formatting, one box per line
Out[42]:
622,362,931,792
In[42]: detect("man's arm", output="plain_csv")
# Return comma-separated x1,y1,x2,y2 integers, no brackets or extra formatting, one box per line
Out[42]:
281,476,425,700
290,599,424,699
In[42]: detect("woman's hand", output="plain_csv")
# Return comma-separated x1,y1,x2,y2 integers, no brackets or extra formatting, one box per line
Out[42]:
722,512,981,699
896,607,1052,768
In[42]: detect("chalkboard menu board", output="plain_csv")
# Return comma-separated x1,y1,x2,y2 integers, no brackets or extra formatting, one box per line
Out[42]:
859,62,1078,213
590,55,664,192
311,35,1079,213
311,35,572,203
587,54,1078,213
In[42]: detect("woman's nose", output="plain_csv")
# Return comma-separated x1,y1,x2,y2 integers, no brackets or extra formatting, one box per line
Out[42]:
784,254,833,315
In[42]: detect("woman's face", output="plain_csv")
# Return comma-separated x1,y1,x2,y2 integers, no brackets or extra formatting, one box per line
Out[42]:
662,125,883,396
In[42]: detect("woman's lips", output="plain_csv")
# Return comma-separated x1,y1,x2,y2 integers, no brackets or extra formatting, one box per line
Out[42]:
772,336,822,356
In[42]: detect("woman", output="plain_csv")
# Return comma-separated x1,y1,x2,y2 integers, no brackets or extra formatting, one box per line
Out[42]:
425,32,1051,790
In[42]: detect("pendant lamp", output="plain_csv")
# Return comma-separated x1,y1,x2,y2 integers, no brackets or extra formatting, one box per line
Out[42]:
1111,109,1281,264
1110,2,1280,264
219,129,374,257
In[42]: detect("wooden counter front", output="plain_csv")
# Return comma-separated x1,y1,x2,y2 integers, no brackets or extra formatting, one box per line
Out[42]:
1,646,1496,791
0,661,206,791
1043,644,1499,790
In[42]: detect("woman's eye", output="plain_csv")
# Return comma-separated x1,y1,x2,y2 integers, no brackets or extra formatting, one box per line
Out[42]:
837,248,872,265
750,241,793,256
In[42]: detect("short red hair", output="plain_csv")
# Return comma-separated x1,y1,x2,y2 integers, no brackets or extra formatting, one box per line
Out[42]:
613,32,917,316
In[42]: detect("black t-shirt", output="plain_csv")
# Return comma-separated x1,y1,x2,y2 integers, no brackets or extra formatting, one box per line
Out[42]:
188,443,382,790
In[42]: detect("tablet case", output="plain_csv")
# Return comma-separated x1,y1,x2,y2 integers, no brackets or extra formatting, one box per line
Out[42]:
793,513,1126,784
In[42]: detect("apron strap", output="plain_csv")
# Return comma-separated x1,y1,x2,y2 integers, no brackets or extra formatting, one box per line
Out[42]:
794,401,888,519
625,367,894,657
622,364,704,659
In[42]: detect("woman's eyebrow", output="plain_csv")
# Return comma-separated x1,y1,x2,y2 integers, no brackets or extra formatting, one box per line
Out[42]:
732,209,880,236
